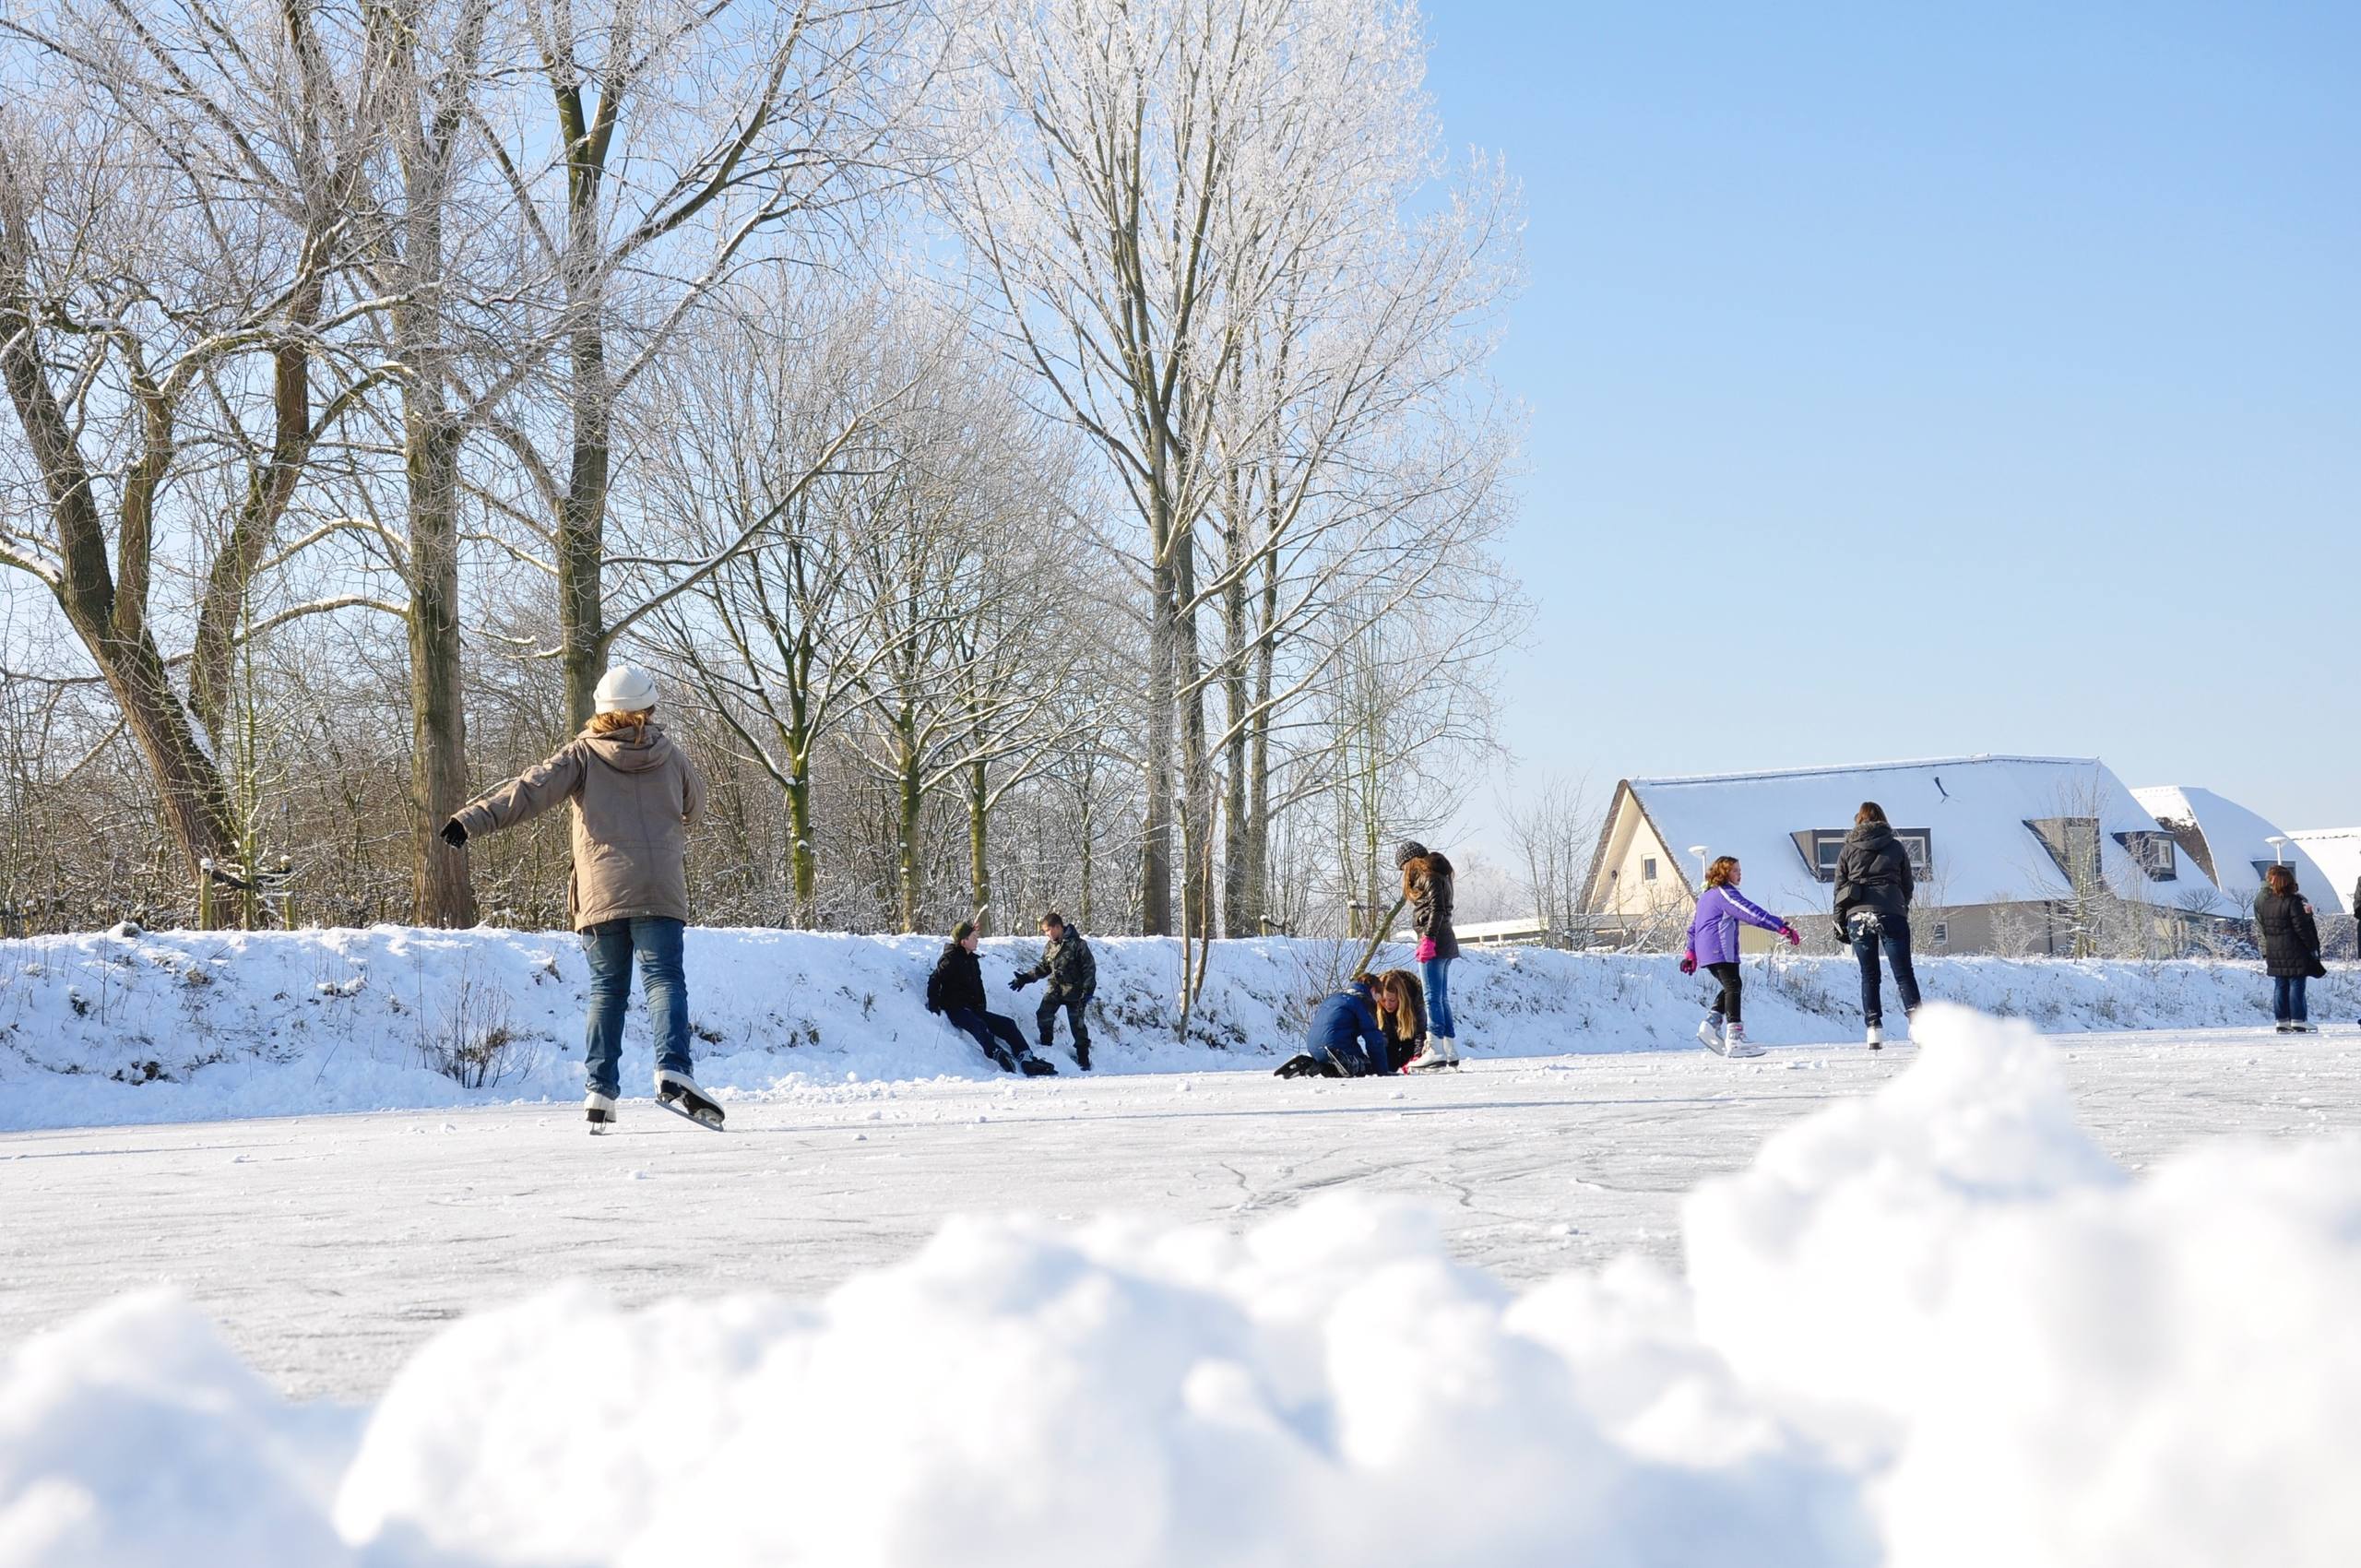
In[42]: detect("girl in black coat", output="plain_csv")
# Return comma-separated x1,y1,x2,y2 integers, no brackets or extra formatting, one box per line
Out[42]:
2253,864,2323,1033
1833,801,1922,1048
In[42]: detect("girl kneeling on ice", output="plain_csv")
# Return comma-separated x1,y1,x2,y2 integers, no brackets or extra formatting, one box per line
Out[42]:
441,665,722,1132
1680,856,1797,1058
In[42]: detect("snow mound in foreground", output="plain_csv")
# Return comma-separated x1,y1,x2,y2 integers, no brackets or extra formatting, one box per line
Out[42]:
6,1006,2358,1567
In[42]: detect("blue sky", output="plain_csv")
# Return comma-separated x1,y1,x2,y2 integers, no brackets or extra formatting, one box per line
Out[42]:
1424,2,2360,849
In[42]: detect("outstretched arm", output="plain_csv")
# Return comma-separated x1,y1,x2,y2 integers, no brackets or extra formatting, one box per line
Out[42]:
1726,889,1789,934
450,746,585,839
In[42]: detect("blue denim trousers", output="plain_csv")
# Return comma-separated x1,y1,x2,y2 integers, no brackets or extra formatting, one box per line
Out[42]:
2272,974,2309,1023
1420,956,1457,1039
580,917,692,1098
1848,912,1922,1028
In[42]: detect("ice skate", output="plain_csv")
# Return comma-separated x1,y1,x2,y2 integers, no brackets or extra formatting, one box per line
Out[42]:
1719,1021,1763,1059
1696,1013,1725,1051
1403,1038,1452,1072
654,1068,725,1131
585,1090,617,1134
1866,1022,1884,1050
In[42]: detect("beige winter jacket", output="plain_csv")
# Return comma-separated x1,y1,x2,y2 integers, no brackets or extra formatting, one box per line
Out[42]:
453,723,707,931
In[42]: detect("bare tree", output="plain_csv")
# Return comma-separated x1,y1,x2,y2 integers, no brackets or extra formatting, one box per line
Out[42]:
1502,773,1597,944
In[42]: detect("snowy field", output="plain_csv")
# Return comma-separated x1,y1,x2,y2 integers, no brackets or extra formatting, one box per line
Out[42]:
5,999,2360,1565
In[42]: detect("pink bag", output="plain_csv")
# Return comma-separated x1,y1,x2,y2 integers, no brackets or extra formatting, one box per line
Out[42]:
1416,937,1438,963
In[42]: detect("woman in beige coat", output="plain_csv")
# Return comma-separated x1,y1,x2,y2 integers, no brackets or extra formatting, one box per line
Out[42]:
441,665,718,1131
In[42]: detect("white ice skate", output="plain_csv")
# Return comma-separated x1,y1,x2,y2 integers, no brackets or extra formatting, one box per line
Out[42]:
1718,1021,1763,1059
653,1068,726,1131
1404,1036,1457,1073
585,1090,617,1134
1865,1023,1884,1050
1697,1014,1725,1051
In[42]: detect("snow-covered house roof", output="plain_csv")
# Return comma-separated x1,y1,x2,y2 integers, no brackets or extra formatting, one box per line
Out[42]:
1587,754,2199,920
2285,829,2361,916
2131,785,2332,912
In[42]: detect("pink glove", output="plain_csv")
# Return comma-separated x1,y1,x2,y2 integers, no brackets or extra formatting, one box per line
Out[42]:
1416,937,1438,963
1781,925,1800,947
1679,954,1696,975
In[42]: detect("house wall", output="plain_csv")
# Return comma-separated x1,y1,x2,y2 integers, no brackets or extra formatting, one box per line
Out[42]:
1592,798,1691,923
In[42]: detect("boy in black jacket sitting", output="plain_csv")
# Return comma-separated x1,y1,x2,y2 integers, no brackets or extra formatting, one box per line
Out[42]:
928,921,1057,1075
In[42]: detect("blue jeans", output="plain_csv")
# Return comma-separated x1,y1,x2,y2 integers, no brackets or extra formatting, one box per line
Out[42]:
581,917,692,1098
2272,975,2308,1023
1849,913,1921,1028
1421,956,1456,1039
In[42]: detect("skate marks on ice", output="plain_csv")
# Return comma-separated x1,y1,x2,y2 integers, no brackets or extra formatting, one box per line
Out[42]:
6,1020,2357,1406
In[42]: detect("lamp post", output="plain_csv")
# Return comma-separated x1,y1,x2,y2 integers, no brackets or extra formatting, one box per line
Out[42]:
2267,836,2289,865
1688,845,1711,887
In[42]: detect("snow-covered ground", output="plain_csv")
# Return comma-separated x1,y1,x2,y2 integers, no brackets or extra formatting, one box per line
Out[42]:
5,1007,2360,1565
4,922,2355,1132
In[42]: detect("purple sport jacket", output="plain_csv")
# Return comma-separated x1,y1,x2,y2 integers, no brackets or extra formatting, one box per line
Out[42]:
1685,885,1787,967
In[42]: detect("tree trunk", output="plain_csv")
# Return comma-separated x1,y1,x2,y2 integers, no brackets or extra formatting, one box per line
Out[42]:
407,416,478,928
1219,524,1252,936
786,759,815,926
1141,535,1177,935
1175,530,1213,943
557,315,611,729
896,705,922,933
967,754,990,932
0,285,239,901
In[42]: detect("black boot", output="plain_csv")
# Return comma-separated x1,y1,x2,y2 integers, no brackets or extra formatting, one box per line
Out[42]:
1074,1039,1092,1071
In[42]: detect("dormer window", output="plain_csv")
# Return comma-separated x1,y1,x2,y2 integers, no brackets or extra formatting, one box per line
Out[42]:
1792,828,1933,883
2114,831,2177,881
2025,817,2101,884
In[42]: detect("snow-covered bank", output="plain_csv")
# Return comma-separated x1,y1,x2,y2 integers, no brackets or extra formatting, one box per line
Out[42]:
2,923,2355,1131
5,1006,2356,1566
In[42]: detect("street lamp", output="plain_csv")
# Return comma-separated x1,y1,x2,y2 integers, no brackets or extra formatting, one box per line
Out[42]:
2267,836,2289,865
1687,845,1711,887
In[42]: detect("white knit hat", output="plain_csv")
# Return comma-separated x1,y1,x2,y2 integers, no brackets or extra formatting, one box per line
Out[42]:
593,664,658,715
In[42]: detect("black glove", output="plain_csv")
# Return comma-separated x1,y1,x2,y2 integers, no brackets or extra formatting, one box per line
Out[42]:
1831,923,1847,947
1007,975,1025,991
439,819,468,849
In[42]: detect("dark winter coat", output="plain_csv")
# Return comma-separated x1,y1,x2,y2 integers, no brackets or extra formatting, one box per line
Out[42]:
2253,889,2322,979
1308,982,1391,1077
927,943,986,1015
1833,822,1914,927
1400,849,1460,960
1017,928,1097,1000
451,722,706,931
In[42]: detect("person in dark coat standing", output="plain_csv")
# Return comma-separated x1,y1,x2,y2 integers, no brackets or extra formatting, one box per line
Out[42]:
928,921,1057,1075
1275,975,1394,1077
1011,910,1097,1070
1396,841,1462,1070
1833,801,1922,1049
2253,864,2324,1033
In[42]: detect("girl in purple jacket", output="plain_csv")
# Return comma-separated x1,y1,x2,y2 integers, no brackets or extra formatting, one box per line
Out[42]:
1681,856,1799,1057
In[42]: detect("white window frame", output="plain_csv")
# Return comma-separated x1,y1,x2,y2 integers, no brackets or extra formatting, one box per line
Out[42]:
1642,857,1658,883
